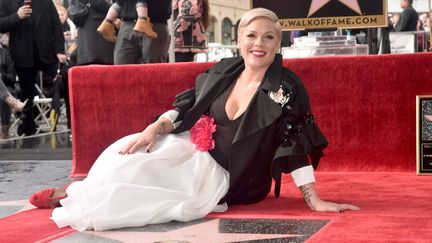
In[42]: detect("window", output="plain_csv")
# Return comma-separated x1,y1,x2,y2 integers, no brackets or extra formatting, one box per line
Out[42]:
222,18,233,45
234,20,240,44
206,16,217,43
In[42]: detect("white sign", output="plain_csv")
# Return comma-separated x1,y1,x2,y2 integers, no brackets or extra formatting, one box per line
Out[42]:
389,32,417,53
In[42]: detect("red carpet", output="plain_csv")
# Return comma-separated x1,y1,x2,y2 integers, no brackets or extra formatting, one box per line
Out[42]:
2,172,429,242
0,209,75,243
212,172,432,242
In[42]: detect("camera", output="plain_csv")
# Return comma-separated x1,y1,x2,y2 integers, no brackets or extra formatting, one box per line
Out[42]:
23,0,31,8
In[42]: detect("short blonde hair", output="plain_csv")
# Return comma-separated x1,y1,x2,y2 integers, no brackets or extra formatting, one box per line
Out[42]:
55,4,67,13
237,8,282,41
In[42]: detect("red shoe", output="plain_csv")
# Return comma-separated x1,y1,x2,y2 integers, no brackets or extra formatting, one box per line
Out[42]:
29,188,66,209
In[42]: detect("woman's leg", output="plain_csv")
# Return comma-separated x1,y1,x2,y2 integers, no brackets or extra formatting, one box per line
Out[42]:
0,78,26,113
49,188,67,207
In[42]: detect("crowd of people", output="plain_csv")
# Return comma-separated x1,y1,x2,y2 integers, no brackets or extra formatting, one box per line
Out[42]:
0,0,210,139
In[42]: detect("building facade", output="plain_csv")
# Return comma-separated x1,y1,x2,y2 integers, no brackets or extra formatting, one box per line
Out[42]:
207,0,250,45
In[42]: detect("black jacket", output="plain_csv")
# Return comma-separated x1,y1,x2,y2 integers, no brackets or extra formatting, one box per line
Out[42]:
172,54,328,205
395,6,419,32
0,46,15,87
0,0,65,67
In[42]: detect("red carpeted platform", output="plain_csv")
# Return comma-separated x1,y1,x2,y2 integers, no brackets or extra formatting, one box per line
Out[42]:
1,53,432,242
67,53,432,176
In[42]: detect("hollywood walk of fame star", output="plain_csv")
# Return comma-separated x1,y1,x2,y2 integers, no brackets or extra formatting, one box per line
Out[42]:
308,0,362,17
88,219,304,242
84,218,328,242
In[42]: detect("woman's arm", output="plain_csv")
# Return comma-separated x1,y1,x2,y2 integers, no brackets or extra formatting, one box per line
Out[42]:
299,182,360,212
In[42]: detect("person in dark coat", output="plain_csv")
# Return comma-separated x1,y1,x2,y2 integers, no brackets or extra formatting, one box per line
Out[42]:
29,8,359,231
0,33,26,139
68,0,115,65
394,0,419,32
0,0,67,135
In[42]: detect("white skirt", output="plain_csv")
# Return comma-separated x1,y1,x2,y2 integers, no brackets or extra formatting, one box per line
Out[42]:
51,132,229,231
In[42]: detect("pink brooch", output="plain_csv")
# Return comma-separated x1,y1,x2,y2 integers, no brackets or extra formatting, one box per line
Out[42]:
190,114,217,152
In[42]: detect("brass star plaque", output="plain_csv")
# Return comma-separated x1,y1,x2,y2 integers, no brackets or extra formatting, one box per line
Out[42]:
417,95,432,175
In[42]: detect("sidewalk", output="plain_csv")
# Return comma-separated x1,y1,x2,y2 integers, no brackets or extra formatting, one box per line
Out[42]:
0,131,72,218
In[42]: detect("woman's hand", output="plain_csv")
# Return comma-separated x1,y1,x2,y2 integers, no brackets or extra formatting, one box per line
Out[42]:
309,199,360,213
56,53,67,64
299,183,360,213
119,117,174,155
119,122,161,155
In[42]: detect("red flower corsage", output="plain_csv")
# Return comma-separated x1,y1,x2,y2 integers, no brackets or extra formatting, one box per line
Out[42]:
190,114,217,152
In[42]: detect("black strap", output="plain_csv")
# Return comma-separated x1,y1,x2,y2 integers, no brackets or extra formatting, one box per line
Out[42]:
274,177,281,198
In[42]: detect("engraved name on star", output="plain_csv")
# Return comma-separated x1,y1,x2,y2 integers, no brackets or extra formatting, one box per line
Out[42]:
308,0,362,17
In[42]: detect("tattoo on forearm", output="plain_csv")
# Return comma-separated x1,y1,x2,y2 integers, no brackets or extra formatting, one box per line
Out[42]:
159,122,172,134
159,123,167,134
299,185,313,209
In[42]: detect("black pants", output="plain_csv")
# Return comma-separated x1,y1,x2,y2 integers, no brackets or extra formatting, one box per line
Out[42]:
15,60,57,135
175,52,195,62
0,97,11,126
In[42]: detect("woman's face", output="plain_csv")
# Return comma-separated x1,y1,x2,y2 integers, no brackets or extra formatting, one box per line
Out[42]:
238,17,280,70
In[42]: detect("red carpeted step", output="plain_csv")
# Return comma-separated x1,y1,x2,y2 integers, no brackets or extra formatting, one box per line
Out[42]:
0,209,75,243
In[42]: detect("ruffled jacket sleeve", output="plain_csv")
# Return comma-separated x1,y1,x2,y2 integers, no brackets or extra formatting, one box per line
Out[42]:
172,87,196,124
271,69,328,193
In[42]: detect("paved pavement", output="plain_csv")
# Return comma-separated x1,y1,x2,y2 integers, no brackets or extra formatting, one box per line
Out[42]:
0,131,72,218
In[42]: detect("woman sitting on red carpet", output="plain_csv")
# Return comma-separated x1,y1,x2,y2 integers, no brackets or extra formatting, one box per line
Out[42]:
29,8,359,231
